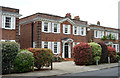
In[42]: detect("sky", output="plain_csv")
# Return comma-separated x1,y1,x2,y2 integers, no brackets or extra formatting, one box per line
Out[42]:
0,0,119,29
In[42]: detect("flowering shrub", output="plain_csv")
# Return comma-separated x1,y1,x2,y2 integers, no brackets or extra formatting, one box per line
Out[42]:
14,49,34,73
98,42,108,63
27,48,53,70
2,41,19,74
88,42,102,63
52,54,62,62
107,47,117,63
72,42,92,65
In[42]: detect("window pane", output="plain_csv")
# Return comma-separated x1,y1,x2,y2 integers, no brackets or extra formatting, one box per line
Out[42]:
54,24,57,32
5,17,11,28
44,22,48,31
54,42,57,53
44,42,48,48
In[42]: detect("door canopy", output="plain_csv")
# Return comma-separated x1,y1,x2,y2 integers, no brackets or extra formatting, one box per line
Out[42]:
62,37,73,43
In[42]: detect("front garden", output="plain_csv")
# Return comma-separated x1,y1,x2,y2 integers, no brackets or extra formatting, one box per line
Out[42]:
1,41,120,74
72,42,120,65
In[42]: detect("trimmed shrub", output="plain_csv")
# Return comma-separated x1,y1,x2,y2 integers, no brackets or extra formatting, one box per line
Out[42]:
115,55,120,63
107,46,117,63
98,42,108,63
27,48,53,70
2,41,19,74
72,42,93,65
88,42,102,63
52,54,62,62
14,49,34,73
117,52,120,56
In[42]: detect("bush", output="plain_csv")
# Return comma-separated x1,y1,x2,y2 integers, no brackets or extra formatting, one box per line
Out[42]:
88,42,102,63
107,46,117,63
27,48,53,70
2,41,19,74
115,55,120,63
14,49,34,73
98,42,108,63
52,54,62,62
117,52,120,56
72,42,93,65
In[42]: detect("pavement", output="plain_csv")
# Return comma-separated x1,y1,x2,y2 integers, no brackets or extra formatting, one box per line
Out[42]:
3,61,119,77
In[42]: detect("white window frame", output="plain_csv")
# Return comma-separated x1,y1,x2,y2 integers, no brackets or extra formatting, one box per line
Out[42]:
80,27,86,36
42,21,51,33
63,24,71,34
53,42,57,54
94,30,104,38
52,23,60,33
2,15,16,30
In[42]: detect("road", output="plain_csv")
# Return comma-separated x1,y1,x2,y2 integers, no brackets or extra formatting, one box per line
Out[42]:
60,67,119,76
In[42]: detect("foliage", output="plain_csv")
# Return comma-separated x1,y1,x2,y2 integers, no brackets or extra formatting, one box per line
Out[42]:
115,55,120,63
52,54,62,62
98,42,108,63
2,41,19,74
14,49,34,73
101,34,116,41
27,48,53,70
93,56,100,62
88,42,102,63
72,42,93,65
107,46,117,63
117,52,120,56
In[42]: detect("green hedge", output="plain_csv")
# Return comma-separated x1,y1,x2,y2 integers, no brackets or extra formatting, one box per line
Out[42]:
2,41,19,74
88,42,102,63
14,49,34,73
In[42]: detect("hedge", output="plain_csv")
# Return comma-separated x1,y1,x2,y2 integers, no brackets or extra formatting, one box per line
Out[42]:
98,42,108,63
88,42,102,63
72,42,93,65
2,41,19,74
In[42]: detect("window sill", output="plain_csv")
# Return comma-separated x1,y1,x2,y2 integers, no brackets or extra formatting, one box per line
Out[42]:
3,28,15,30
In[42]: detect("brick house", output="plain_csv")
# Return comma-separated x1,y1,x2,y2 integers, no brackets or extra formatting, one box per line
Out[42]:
0,6,21,42
88,22,119,52
19,13,88,58
19,13,120,58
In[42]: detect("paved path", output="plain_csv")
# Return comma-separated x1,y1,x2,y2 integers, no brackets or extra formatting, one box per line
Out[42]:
3,61,119,76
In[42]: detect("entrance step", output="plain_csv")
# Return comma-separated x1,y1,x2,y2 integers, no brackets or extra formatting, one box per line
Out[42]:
62,58,73,61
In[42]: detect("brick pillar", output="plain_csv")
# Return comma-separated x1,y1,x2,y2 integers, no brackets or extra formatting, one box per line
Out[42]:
15,18,19,43
37,21,41,48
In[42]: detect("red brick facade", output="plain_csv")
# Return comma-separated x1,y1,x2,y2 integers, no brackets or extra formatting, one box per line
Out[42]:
19,13,120,58
0,6,20,42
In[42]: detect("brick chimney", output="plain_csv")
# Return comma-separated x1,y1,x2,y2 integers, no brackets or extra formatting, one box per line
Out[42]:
97,21,100,26
74,16,80,20
65,13,71,19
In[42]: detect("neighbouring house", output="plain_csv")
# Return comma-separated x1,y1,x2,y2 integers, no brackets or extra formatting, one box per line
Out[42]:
88,22,119,52
19,12,120,58
0,6,21,42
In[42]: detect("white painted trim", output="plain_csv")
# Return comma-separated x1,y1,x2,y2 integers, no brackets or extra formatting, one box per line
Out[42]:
0,40,15,42
59,18,75,25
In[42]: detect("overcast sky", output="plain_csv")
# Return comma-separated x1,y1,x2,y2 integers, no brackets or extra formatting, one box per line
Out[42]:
1,0,119,29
